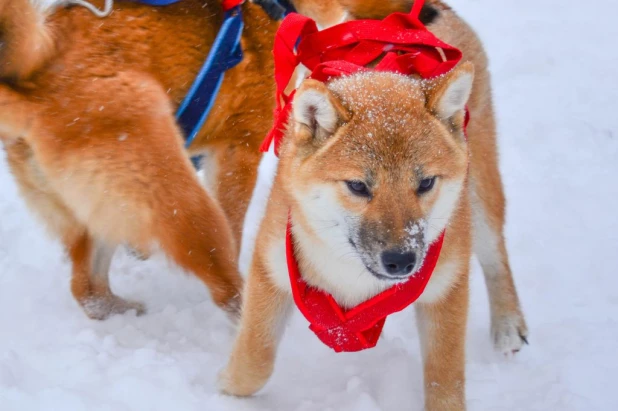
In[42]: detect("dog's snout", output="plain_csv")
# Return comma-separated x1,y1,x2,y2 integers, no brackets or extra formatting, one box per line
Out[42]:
381,250,416,276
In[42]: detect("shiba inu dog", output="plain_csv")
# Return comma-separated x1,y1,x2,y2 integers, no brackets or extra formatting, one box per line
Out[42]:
0,0,250,319
0,0,525,405
218,1,528,409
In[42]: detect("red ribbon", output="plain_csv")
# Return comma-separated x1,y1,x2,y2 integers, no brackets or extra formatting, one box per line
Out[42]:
260,0,463,154
221,0,243,11
264,1,466,352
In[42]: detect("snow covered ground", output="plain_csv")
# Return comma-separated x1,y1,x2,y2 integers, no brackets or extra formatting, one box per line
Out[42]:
2,0,618,410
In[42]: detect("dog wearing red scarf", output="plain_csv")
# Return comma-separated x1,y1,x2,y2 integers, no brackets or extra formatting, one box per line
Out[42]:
219,1,527,409
0,0,526,405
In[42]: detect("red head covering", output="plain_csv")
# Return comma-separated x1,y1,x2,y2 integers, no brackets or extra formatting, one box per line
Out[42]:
263,0,465,352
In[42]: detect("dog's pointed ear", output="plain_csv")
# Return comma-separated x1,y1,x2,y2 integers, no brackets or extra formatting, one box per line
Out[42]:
426,62,474,123
292,79,350,145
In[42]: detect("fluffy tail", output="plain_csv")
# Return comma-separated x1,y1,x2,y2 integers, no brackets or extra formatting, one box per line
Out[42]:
0,0,54,80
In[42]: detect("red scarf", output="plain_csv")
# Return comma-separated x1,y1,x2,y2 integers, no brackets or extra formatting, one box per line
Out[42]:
287,219,445,352
262,0,464,352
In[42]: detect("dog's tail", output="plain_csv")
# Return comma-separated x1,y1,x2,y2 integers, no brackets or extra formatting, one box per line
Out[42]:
338,0,442,22
0,0,54,80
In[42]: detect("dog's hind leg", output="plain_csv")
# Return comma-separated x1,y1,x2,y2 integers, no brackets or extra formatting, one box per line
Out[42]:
152,189,244,318
69,233,145,319
23,73,244,318
4,139,143,319
470,180,528,354
198,144,261,254
467,112,528,353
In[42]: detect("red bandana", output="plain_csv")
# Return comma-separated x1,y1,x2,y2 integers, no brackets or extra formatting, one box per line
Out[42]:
287,219,445,352
262,0,465,352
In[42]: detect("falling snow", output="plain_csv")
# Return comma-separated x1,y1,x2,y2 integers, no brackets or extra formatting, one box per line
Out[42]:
1,0,617,410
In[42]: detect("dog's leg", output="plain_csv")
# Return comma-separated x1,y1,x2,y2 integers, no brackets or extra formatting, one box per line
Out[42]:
69,233,145,320
4,139,143,320
154,192,244,319
470,174,528,354
21,73,244,318
416,266,469,411
219,255,291,396
463,68,528,353
201,144,261,250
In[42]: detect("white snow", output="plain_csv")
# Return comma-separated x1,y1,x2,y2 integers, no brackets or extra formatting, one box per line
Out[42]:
2,0,618,409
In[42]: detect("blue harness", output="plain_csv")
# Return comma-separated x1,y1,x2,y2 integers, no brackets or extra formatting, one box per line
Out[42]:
136,0,294,167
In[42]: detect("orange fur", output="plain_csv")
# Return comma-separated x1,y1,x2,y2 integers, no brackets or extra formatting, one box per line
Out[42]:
221,65,474,409
0,0,526,407
272,0,527,351
339,0,416,19
291,0,347,27
219,1,527,409
0,0,55,80
0,0,251,319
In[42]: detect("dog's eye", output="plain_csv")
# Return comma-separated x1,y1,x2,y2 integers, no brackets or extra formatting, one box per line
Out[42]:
346,180,371,197
417,177,436,194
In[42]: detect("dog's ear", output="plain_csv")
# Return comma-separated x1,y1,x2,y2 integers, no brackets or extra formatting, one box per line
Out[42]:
426,62,474,124
292,79,350,145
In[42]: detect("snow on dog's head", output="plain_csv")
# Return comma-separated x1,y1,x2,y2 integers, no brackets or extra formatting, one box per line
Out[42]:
279,65,473,303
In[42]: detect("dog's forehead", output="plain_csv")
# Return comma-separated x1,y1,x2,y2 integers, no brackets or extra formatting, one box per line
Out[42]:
328,72,447,169
329,71,426,113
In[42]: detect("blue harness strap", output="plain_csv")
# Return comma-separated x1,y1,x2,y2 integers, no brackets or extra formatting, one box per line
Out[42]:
136,0,181,5
176,6,244,151
135,0,295,168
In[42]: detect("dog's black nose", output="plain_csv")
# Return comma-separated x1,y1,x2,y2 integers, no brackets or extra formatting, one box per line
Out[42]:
381,250,416,276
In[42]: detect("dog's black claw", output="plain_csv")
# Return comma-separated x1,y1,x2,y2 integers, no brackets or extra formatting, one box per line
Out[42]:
520,334,529,345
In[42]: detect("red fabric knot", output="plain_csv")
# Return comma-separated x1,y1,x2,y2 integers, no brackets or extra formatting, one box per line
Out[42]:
260,0,463,154
221,0,243,11
263,0,466,352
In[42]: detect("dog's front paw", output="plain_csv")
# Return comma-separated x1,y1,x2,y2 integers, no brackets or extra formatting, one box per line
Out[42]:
218,366,253,397
491,313,528,355
218,363,271,397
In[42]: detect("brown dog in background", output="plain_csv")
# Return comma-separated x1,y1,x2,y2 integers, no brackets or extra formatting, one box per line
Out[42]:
0,0,252,319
